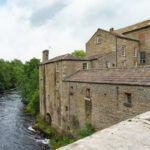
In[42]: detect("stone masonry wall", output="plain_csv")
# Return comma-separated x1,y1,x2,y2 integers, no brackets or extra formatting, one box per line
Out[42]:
86,29,116,57
125,28,150,65
61,82,150,132
116,37,139,68
39,60,92,132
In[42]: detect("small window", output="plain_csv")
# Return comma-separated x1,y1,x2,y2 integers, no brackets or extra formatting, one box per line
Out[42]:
121,46,126,56
65,106,68,111
82,63,88,70
121,61,126,68
57,97,60,107
56,81,59,90
140,52,146,64
97,35,101,44
133,61,137,67
69,86,73,95
133,48,137,57
105,61,110,68
56,62,59,72
86,88,90,98
48,95,50,101
124,93,132,107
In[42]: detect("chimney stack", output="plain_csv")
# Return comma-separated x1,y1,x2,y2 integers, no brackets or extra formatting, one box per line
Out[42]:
42,50,49,63
109,27,114,32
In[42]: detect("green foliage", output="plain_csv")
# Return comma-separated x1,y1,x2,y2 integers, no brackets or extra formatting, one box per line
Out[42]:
33,116,75,150
77,123,95,138
0,59,24,92
18,58,40,114
0,57,40,114
72,50,86,57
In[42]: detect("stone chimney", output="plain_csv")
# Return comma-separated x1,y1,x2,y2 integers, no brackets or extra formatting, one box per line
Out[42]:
109,27,114,32
42,50,49,63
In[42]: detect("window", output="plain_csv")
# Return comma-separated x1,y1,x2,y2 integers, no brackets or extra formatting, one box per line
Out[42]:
133,61,137,67
82,63,88,70
57,97,60,107
140,52,146,64
86,88,90,98
65,106,68,111
48,95,50,101
56,62,59,72
133,48,137,57
121,46,126,56
105,61,110,68
56,81,59,90
69,86,73,95
122,61,126,68
97,35,101,44
124,93,132,107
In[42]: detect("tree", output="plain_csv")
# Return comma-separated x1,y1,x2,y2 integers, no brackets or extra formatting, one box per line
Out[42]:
72,50,86,57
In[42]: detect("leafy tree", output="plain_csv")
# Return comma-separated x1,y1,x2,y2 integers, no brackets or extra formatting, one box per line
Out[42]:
18,58,40,114
72,50,86,57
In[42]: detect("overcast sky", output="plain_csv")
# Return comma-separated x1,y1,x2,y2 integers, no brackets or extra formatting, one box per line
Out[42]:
0,0,150,62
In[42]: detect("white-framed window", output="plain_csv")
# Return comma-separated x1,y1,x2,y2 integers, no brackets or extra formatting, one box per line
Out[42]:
56,62,59,72
133,61,137,67
133,48,137,57
139,52,146,64
97,35,101,44
105,61,110,68
86,88,90,98
82,63,88,70
56,81,59,90
122,61,126,68
121,46,126,56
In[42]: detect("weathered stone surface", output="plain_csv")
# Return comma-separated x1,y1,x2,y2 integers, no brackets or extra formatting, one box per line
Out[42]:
39,19,150,136
57,111,150,150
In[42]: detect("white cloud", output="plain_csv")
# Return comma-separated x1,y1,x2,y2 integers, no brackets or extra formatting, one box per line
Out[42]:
0,0,150,62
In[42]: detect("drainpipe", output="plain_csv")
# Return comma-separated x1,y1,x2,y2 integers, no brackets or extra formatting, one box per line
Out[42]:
115,36,118,67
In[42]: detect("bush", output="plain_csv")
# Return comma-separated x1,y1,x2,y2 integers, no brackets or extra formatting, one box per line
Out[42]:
33,116,75,150
77,123,95,138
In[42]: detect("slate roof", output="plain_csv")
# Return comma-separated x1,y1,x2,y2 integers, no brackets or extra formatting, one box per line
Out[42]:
115,19,150,34
44,54,96,64
112,32,139,41
43,52,115,64
64,68,150,86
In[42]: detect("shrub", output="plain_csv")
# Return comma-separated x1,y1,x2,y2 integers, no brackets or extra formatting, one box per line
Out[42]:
77,123,95,138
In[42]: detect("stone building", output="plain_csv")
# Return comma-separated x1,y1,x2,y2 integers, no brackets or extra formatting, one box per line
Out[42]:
40,19,150,134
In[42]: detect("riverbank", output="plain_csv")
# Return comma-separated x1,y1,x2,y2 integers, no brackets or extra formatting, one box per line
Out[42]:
32,115,96,150
32,115,76,149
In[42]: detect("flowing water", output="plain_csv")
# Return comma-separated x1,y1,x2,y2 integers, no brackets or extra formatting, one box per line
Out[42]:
0,90,51,150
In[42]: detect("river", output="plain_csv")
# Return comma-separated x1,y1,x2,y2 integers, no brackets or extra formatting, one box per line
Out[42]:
0,90,51,150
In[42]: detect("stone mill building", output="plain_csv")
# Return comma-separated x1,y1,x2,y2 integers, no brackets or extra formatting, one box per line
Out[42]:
39,19,150,134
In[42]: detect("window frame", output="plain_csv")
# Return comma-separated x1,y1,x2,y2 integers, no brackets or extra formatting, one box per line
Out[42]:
69,86,74,95
86,88,90,98
133,61,137,67
121,61,126,68
124,93,132,107
139,52,146,65
82,63,88,70
56,81,59,91
105,61,110,68
97,35,101,44
121,45,126,57
133,48,137,57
